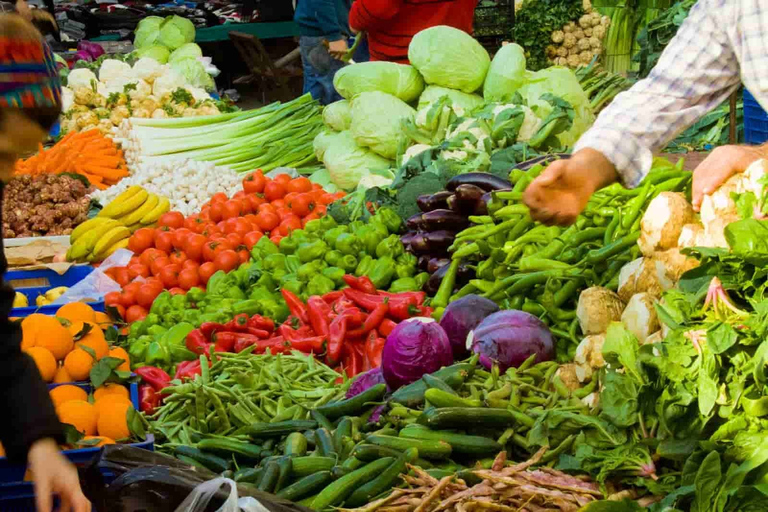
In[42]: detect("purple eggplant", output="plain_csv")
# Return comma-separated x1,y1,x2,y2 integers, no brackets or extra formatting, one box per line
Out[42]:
421,209,470,232
424,262,472,295
407,230,455,255
447,184,487,215
418,255,432,271
427,257,450,274
400,231,420,248
417,191,453,213
446,173,511,192
406,213,425,231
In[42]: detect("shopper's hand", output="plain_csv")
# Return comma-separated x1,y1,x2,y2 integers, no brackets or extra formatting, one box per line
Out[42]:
327,39,349,59
691,145,764,212
28,439,91,512
523,148,619,226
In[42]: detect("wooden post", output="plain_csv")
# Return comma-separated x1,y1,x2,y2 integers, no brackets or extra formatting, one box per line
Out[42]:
729,90,738,144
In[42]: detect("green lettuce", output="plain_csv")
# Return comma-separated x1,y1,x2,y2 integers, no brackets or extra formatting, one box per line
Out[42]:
483,43,527,102
322,130,393,191
350,91,415,159
333,61,424,103
169,43,203,64
134,16,163,49
417,86,484,115
135,44,171,64
158,15,196,51
322,100,352,131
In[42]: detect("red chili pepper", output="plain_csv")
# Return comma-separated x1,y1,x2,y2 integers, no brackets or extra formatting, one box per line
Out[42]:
175,360,203,381
186,329,213,355
213,331,242,353
278,324,315,342
281,289,310,324
342,275,377,294
248,315,274,333
139,384,161,414
327,314,348,366
348,301,389,337
251,337,291,354
377,290,427,305
289,336,327,353
342,341,364,377
389,296,419,321
337,307,366,327
365,330,386,369
332,298,356,314
200,322,226,340
322,290,344,303
417,306,434,317
378,318,397,337
135,366,172,391
307,296,332,337
343,289,381,310
246,327,270,338
225,314,251,333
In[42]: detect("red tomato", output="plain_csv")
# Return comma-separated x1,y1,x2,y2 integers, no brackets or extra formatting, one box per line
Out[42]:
269,233,284,245
275,207,292,220
221,217,238,235
210,192,228,204
238,199,252,215
200,225,220,239
184,234,207,262
119,289,137,308
237,249,251,264
232,190,245,199
243,231,263,250
128,228,155,254
264,181,286,202
158,211,184,230
198,262,217,285
125,305,149,323
171,228,192,250
312,183,323,190
278,215,302,236
225,233,242,248
182,260,200,275
168,287,186,296
154,231,174,253
255,211,280,232
139,248,167,268
214,250,240,273
202,240,231,262
271,199,286,209
209,202,224,222
232,218,252,237
243,170,267,194
178,268,200,290
159,266,180,288
150,257,170,276
288,193,315,217
273,174,292,185
318,193,337,205
169,250,188,266
286,176,313,194
104,291,121,307
258,203,276,214
135,283,162,309
302,213,320,227
247,194,265,212
314,204,327,216
127,263,150,280
113,267,131,287
244,214,259,229
222,200,242,220
143,277,163,289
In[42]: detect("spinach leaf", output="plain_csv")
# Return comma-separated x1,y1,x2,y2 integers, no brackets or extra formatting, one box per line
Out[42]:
691,451,723,512
724,218,768,266
600,370,640,428
603,322,644,385
707,322,739,354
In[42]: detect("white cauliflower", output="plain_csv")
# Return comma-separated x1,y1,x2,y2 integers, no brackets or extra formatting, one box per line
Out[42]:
68,69,98,90
186,87,211,103
358,173,394,189
99,59,133,85
518,106,543,142
61,86,74,112
128,80,152,101
152,68,186,98
132,58,166,84
403,144,431,163
441,150,469,161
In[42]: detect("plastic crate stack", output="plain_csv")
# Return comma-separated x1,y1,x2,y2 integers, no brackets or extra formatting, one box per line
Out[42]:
7,266,106,318
743,89,768,144
474,0,515,53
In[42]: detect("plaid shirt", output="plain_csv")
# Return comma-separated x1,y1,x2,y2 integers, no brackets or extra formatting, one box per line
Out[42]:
574,0,764,187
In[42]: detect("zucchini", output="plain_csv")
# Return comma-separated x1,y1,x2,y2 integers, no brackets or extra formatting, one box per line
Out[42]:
424,388,482,408
416,407,516,430
390,359,477,407
276,471,333,501
365,434,451,460
174,445,230,473
315,384,387,421
334,417,353,449
275,456,293,493
234,467,262,484
284,432,309,457
352,444,403,462
197,438,262,461
175,454,210,472
315,428,337,458
241,420,317,438
399,426,501,455
258,460,280,493
346,448,418,507
291,456,336,477
310,458,393,511
340,456,363,471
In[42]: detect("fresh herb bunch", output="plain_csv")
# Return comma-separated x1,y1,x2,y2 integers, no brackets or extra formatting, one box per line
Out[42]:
633,0,695,78
511,0,584,71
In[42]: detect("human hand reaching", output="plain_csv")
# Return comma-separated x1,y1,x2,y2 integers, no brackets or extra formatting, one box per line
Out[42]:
691,145,764,212
28,439,91,512
327,39,349,59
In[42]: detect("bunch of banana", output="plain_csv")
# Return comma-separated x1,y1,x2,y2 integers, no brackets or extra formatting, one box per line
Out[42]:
98,186,170,232
35,286,68,307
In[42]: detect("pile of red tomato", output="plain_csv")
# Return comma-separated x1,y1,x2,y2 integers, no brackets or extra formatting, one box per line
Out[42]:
102,172,343,321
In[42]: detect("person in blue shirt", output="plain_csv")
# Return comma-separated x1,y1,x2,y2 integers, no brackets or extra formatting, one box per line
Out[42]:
294,0,352,105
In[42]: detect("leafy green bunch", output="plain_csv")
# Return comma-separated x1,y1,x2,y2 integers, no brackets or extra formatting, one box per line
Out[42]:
511,0,584,71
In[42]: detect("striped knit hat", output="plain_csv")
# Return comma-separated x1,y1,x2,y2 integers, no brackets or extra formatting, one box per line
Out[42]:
0,14,60,109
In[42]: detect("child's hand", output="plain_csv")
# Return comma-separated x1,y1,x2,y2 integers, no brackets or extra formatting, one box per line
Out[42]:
328,39,349,59
28,438,91,512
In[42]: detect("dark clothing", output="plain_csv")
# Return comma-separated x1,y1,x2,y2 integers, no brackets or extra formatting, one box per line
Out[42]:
294,0,352,42
0,182,62,462
299,36,345,105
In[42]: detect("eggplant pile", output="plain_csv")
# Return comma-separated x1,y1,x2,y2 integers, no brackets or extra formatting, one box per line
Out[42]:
401,173,512,295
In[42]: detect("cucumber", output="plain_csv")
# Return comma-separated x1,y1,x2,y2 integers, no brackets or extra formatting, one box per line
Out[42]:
311,410,335,431
334,417,353,449
365,435,452,460
315,384,387,421
197,438,262,461
298,494,318,508
346,448,418,507
174,445,230,473
339,436,355,461
276,471,333,501
275,457,293,493
241,420,318,438
175,454,210,472
352,444,403,462
234,467,263,484
310,458,393,511
340,456,363,471
284,432,309,457
424,388,482,408
291,456,336,477
426,469,455,480
331,466,352,480
390,359,477,408
422,374,458,395
399,426,501,455
315,428,337,458
258,460,280,493
416,407,516,430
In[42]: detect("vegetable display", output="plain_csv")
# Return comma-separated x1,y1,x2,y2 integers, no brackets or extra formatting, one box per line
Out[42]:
546,5,610,68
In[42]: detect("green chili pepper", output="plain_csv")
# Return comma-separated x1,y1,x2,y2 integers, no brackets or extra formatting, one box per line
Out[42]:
356,226,380,255
297,240,328,263
298,260,326,281
281,279,304,297
307,274,336,296
355,255,374,277
414,272,430,289
324,250,343,267
264,253,287,270
322,267,346,286
335,233,361,255
389,277,419,293
369,256,396,289
339,254,358,273
323,227,348,247
376,235,404,259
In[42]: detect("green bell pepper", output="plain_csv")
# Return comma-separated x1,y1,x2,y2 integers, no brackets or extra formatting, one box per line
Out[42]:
349,221,365,233
223,287,247,300
282,279,304,297
298,260,326,282
233,299,261,316
395,253,417,278
261,300,290,323
146,341,171,367
170,294,188,310
180,310,201,327
147,325,168,338
279,236,300,255
368,220,389,238
369,256,396,289
323,227,348,247
162,322,195,346
376,235,404,259
251,237,279,260
128,336,151,362
264,253,287,271
307,274,335,296
297,240,328,263
355,255,374,277
322,266,346,287
206,271,230,296
170,346,198,363
375,207,402,234
149,291,172,316
249,286,274,302
304,218,324,233
325,250,343,267
339,254,358,273
187,287,206,304
285,255,301,274
356,226,380,255
389,277,419,293
129,320,147,338
144,313,161,327
199,312,230,325
290,229,309,242
415,272,430,290
335,233,361,255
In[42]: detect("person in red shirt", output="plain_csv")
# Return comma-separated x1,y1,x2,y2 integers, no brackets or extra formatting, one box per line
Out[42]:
349,0,479,63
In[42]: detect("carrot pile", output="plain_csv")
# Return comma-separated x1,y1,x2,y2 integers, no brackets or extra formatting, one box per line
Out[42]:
14,129,129,190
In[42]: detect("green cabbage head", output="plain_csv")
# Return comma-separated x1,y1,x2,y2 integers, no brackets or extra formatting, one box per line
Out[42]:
333,61,424,103
483,43,527,102
135,44,171,64
134,16,164,49
158,15,196,51
323,100,352,131
169,43,203,64
170,58,214,91
417,86,484,115
322,131,393,191
408,26,490,93
350,91,415,160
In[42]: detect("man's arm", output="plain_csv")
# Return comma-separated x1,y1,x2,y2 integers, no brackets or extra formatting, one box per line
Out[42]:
574,0,740,188
349,0,402,33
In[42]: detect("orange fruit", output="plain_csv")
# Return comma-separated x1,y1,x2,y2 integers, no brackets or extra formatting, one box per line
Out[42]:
25,347,57,382
96,401,132,441
50,384,87,407
53,366,72,384
57,400,97,436
93,396,131,421
93,311,113,330
56,302,96,324
74,324,108,360
93,383,130,403
21,314,72,359
107,347,131,372
63,348,95,381
79,436,115,448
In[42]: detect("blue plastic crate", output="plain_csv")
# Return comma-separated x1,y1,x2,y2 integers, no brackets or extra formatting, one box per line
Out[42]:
6,266,106,318
744,88,768,144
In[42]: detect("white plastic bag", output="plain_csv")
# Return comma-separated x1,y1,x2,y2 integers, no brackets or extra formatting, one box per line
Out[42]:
173,477,271,512
50,249,133,305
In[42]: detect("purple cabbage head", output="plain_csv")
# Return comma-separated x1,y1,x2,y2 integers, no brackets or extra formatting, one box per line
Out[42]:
469,310,554,372
439,294,499,359
346,367,387,399
382,317,453,390
77,40,105,60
